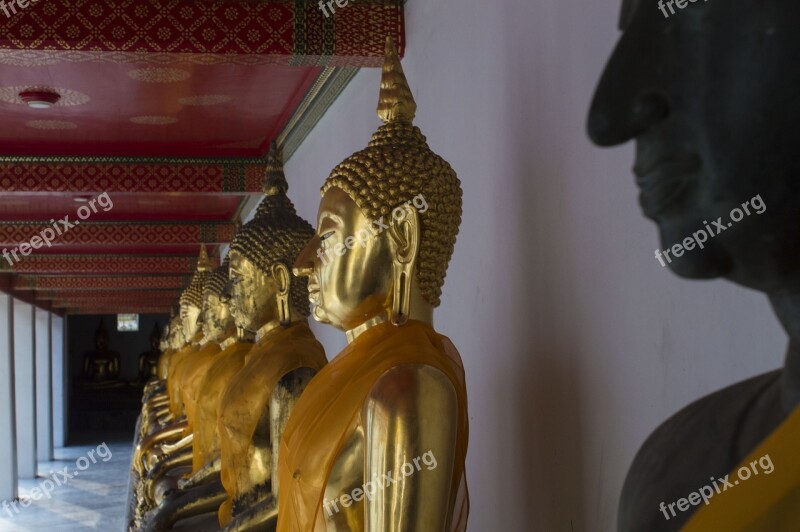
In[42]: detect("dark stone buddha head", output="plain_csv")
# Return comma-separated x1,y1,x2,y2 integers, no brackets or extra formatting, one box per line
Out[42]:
588,1,800,293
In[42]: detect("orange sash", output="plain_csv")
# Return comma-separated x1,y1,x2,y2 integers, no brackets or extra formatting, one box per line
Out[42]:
192,341,253,473
166,332,204,415
276,320,469,532
217,322,327,526
683,405,800,531
180,341,222,433
157,348,174,380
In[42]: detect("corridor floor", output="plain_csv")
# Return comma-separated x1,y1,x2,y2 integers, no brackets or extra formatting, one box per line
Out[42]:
0,442,130,531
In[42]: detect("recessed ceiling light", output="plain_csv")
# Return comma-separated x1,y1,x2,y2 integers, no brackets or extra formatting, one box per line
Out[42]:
19,90,61,109
73,195,91,203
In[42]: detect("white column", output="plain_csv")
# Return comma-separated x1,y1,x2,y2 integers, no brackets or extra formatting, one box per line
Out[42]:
13,300,36,479
52,314,65,448
35,309,53,462
0,294,17,501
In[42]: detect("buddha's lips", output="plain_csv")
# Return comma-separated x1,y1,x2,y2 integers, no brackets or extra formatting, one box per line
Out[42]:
633,154,700,216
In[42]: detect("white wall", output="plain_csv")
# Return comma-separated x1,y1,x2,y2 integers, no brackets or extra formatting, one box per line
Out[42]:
52,314,65,448
0,294,17,501
35,309,52,462
13,300,36,479
281,0,786,529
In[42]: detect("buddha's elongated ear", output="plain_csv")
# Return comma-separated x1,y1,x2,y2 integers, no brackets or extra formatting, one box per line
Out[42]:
388,204,420,325
271,262,291,327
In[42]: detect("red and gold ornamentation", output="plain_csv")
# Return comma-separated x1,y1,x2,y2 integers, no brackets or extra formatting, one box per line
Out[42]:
36,289,181,301
65,306,171,315
4,255,219,275
178,95,231,106
0,222,235,246
53,294,178,307
0,0,403,67
26,120,77,130
14,276,189,291
0,157,268,193
129,116,179,125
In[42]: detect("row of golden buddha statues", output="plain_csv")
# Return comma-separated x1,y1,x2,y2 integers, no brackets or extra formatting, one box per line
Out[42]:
127,38,469,531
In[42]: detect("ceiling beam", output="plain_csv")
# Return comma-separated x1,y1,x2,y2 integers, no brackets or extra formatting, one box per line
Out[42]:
0,0,403,67
65,306,171,315
0,157,268,194
3,255,218,275
0,222,235,246
14,275,190,291
52,294,178,308
36,289,182,301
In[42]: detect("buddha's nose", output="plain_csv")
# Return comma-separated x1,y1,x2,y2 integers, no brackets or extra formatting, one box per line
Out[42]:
587,30,671,147
293,234,319,277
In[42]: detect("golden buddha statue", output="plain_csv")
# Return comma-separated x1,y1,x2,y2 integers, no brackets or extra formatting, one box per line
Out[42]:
180,259,232,436
214,143,327,530
141,313,183,438
142,143,327,532
138,322,163,383
134,247,212,483
79,318,122,387
156,311,182,383
275,38,469,531
140,260,242,531
167,244,212,419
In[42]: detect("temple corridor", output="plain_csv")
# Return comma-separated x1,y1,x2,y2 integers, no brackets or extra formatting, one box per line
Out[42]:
0,442,130,531
3,0,798,530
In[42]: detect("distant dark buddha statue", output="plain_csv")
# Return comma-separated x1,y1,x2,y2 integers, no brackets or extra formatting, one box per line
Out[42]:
589,1,800,529
138,322,163,383
80,318,122,387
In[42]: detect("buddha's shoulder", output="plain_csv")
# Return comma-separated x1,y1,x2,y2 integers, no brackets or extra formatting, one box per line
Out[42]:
368,364,456,407
619,369,784,532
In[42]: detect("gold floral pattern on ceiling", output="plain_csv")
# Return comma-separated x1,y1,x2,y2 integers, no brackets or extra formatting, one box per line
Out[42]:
130,116,179,125
127,67,191,83
26,120,78,130
0,86,90,106
178,95,232,106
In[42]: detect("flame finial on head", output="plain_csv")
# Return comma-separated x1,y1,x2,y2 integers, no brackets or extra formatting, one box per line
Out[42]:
196,243,211,273
180,243,213,308
263,141,288,196
377,36,416,124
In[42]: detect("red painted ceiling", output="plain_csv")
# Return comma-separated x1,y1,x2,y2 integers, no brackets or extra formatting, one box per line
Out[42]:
0,0,405,314
0,62,320,157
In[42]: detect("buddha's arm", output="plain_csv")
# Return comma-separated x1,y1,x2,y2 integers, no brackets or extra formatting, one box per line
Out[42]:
363,364,458,532
178,456,221,490
270,366,317,499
